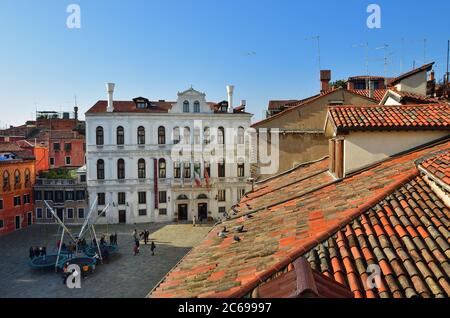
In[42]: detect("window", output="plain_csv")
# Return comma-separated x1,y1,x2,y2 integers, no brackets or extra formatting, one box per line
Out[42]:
138,192,146,204
137,126,145,145
173,127,181,144
49,158,55,166
36,208,43,219
137,102,147,109
218,190,226,202
138,209,147,216
117,159,125,179
53,143,61,151
174,162,181,179
64,143,72,151
218,206,226,214
3,171,9,190
80,174,86,182
14,170,20,186
0,199,3,210
34,190,42,201
98,193,106,205
238,188,246,200
194,101,200,113
44,191,54,201
78,208,85,219
0,220,3,229
23,194,31,204
183,162,191,179
117,126,124,145
204,161,210,178
203,127,210,144
218,160,225,178
97,159,105,180
238,163,245,177
159,191,167,204
118,192,126,205
158,126,166,144
46,208,53,219
138,159,146,179
159,208,167,215
65,191,75,201
98,210,106,217
67,208,74,219
237,127,245,144
194,127,201,144
183,127,190,144
65,156,71,165
218,127,225,144
158,159,166,178
25,169,30,185
183,100,190,112
14,196,21,206
55,191,64,203
76,190,85,201
96,126,104,145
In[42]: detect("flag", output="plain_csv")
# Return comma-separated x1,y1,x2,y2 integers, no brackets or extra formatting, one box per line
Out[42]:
204,167,210,187
194,164,201,187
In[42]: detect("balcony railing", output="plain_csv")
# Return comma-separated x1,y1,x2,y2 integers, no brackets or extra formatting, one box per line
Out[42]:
36,179,76,186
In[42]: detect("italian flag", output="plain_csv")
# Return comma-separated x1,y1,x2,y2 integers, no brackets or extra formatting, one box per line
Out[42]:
194,165,201,187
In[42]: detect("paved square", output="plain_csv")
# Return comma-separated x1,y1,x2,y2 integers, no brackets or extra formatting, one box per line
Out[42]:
0,222,212,298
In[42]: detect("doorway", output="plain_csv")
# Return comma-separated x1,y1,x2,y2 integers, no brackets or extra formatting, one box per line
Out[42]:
27,212,32,226
178,204,188,221
119,210,126,224
15,216,20,230
198,203,208,221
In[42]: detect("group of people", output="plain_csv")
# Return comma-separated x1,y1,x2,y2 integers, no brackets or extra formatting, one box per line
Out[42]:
29,246,47,259
132,229,156,256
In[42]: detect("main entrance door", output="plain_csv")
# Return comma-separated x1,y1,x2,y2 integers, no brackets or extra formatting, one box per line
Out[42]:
27,212,32,226
178,204,188,221
119,210,126,224
15,216,20,229
198,203,207,221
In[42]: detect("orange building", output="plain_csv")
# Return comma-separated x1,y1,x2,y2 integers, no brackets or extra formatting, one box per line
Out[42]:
0,143,35,236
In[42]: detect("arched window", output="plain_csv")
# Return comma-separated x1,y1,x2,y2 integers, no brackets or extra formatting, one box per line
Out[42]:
183,162,191,178
203,127,210,144
194,127,201,144
158,126,165,144
25,169,30,185
218,158,225,178
14,169,20,185
96,126,104,145
173,127,180,144
158,159,166,178
117,159,125,179
138,159,146,179
97,159,105,180
237,126,245,144
218,127,225,145
116,126,124,145
183,127,190,144
3,170,10,190
173,161,181,178
193,101,200,113
137,126,145,145
183,100,190,113
237,162,245,177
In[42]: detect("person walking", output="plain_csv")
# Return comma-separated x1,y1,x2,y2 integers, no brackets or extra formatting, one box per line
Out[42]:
150,241,156,256
41,246,47,260
34,246,40,258
144,230,149,245
29,247,35,259
133,240,140,256
193,216,197,227
132,229,138,241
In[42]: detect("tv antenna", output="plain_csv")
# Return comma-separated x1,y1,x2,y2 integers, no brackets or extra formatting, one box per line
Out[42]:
376,44,391,77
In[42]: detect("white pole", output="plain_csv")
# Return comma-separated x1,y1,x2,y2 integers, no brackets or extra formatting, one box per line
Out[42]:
55,228,65,272
44,201,77,243
91,224,103,263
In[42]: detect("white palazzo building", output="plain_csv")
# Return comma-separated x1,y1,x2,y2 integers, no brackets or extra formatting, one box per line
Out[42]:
85,84,252,224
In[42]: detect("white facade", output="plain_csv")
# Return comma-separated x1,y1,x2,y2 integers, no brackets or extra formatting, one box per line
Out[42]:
86,87,252,224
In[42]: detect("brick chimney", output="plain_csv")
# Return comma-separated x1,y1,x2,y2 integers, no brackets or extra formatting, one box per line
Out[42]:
320,70,331,92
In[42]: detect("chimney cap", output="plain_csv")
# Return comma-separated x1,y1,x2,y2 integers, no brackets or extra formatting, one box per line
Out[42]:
106,82,115,92
320,70,331,81
226,85,234,94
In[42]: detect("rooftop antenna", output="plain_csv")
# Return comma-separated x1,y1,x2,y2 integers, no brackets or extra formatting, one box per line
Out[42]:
305,35,321,71
352,42,370,88
376,44,390,78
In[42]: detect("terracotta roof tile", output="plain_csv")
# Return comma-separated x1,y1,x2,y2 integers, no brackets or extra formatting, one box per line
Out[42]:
348,89,387,102
149,138,450,298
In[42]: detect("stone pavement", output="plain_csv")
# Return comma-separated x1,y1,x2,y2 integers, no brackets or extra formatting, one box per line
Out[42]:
0,222,212,298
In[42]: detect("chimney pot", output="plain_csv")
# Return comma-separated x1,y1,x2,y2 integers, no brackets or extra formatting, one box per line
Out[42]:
226,85,234,113
106,83,115,112
320,70,331,92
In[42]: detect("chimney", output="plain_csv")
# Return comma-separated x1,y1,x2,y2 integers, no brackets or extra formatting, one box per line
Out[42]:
241,100,246,107
429,70,435,82
74,106,78,122
368,80,374,99
320,70,331,92
347,80,353,90
226,85,234,113
106,83,115,113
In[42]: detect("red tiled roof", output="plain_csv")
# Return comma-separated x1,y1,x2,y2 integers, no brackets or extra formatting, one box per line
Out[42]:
418,150,450,187
348,75,387,81
268,100,300,110
389,88,439,104
149,138,450,298
328,104,450,132
389,62,434,85
86,100,175,114
0,142,22,152
305,174,450,298
349,89,387,102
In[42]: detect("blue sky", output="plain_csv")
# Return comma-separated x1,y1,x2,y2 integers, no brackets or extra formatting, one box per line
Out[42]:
0,0,449,126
